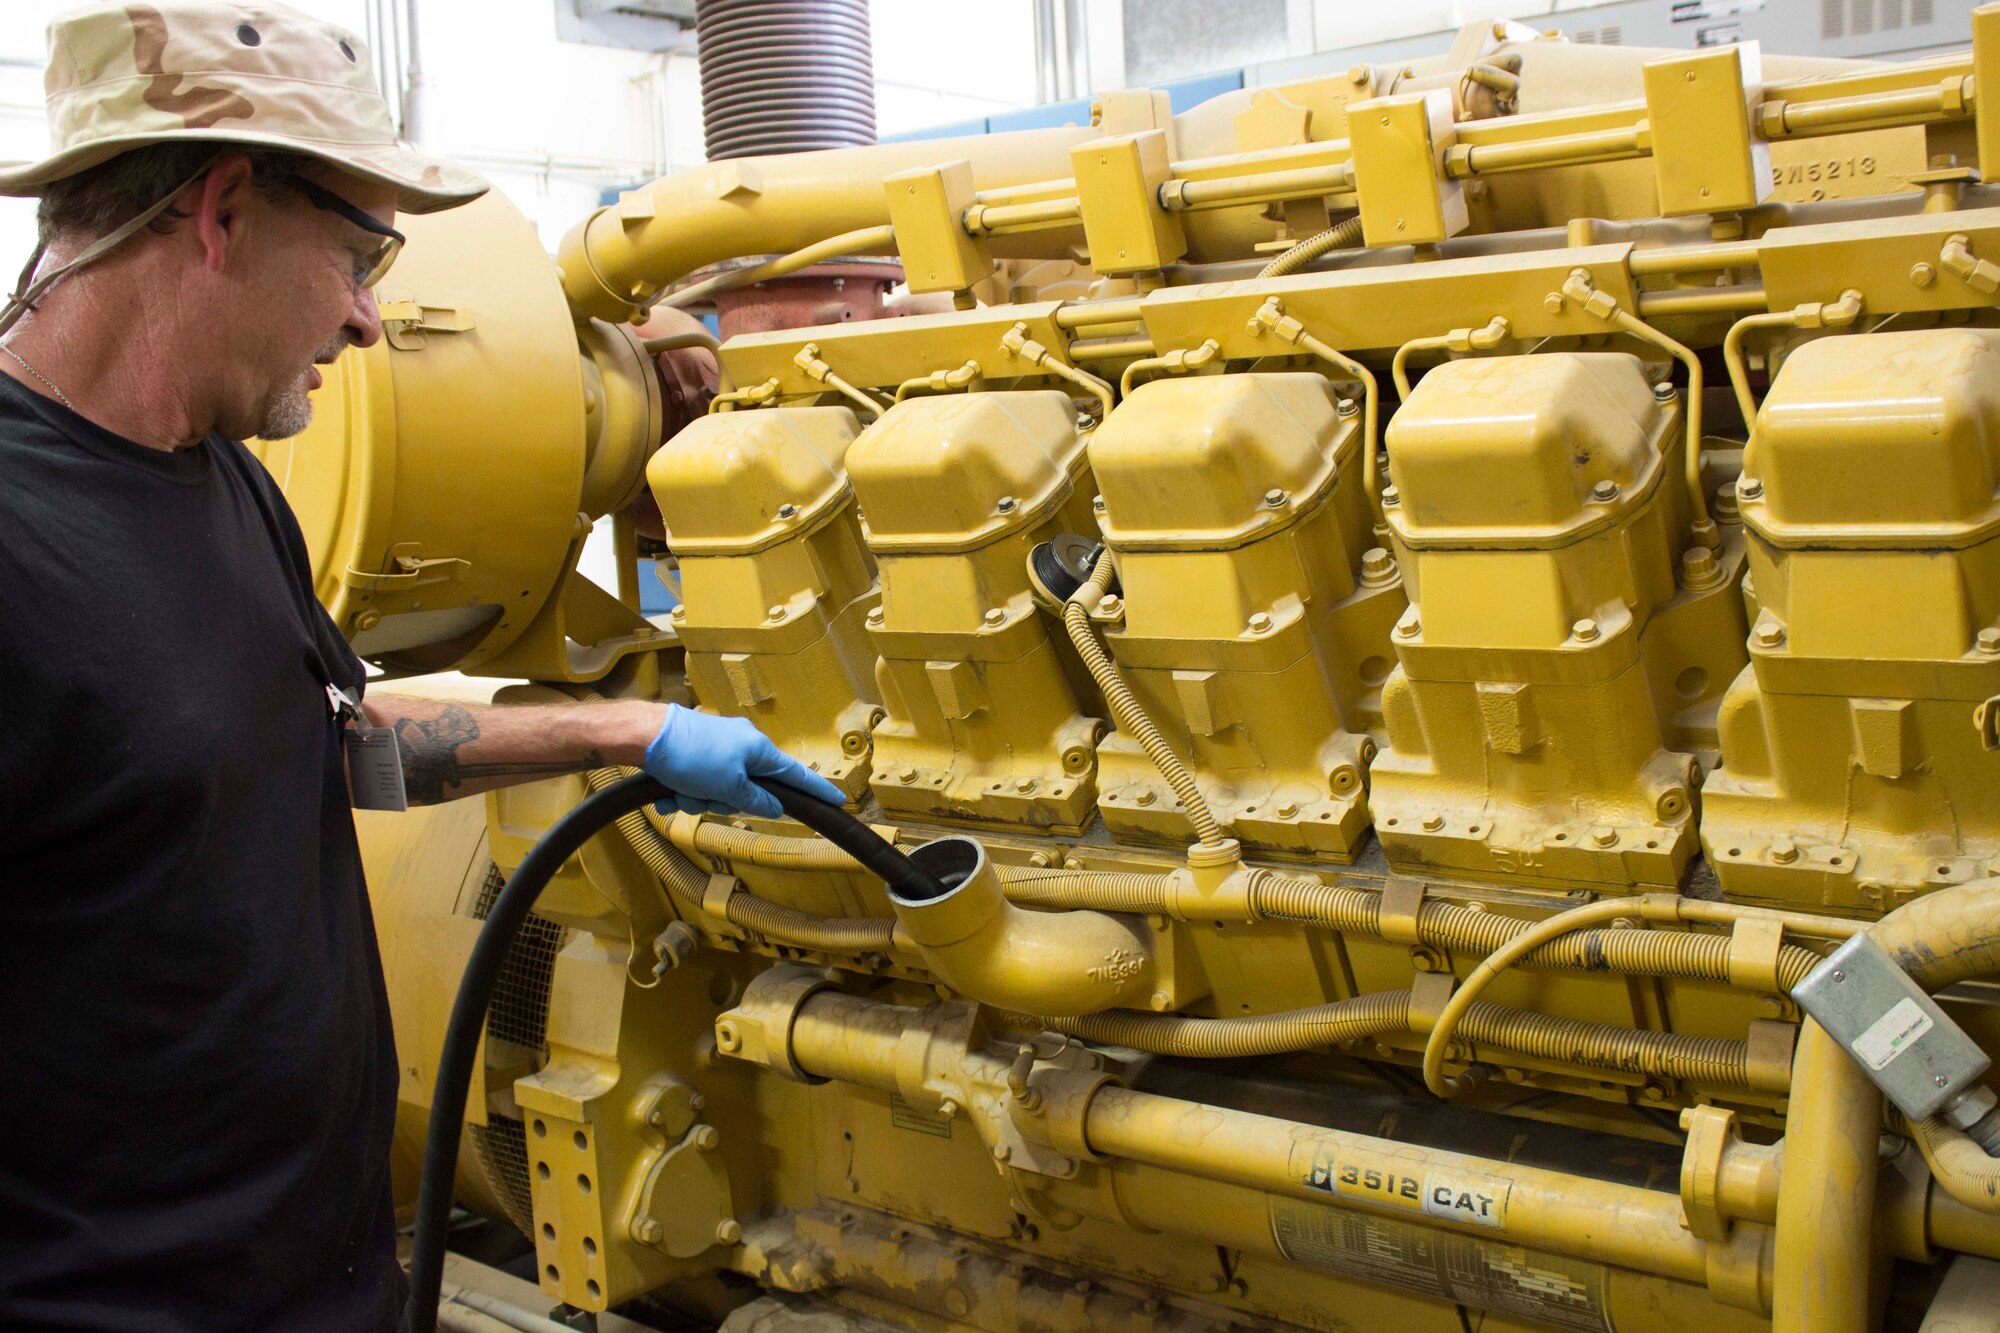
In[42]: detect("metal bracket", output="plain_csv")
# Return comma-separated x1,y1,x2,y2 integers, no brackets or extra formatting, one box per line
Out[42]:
377,294,476,351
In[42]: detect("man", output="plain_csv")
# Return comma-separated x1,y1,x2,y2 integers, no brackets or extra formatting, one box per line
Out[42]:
0,4,843,1330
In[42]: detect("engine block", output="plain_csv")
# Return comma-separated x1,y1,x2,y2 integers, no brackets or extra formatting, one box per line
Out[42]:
260,16,2000,1333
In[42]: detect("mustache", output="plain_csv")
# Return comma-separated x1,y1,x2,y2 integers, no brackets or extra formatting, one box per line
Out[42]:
313,333,352,365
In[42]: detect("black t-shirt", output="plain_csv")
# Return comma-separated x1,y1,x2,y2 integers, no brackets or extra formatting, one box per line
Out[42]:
0,372,402,1332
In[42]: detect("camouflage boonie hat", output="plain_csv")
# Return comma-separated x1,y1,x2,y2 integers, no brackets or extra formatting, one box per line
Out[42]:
0,1,485,214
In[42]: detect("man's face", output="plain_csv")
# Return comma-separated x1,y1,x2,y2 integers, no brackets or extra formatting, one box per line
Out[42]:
222,168,393,441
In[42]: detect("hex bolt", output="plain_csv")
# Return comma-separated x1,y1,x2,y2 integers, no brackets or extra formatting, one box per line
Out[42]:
899,767,918,784
1770,838,1801,864
765,604,785,621
1543,292,1566,314
993,1144,1011,1163
1681,546,1722,589
1753,621,1786,649
352,607,381,631
1396,616,1421,638
983,607,1007,627
715,1219,742,1245
1978,627,2000,655
1263,487,1289,507
1591,479,1620,502
1134,788,1157,807
1360,547,1397,583
866,606,885,627
1737,477,1764,500
776,503,798,519
636,1218,663,1244
1347,63,1370,85
1652,381,1677,402
939,1099,960,1119
647,1108,666,1128
1422,814,1445,832
1936,1074,1951,1088
1275,800,1299,819
1381,485,1402,508
1336,397,1360,417
1015,777,1036,794
669,604,687,621
1572,618,1601,643
996,495,1018,514
1912,261,1938,288
1591,825,1618,848
1091,494,1106,511
1096,594,1123,617
714,1021,741,1054
1248,612,1274,634
689,1093,706,1112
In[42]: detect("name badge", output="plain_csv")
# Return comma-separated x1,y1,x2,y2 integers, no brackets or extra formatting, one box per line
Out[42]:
328,683,408,812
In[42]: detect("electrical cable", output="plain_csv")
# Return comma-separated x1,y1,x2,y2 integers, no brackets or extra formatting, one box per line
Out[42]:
404,771,942,1333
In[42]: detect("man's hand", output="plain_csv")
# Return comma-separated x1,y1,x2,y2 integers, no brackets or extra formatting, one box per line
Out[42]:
643,704,846,818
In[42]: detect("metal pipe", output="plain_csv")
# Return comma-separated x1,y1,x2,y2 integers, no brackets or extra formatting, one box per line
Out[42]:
1084,1085,1726,1289
1629,239,1764,276
1449,124,1647,178
559,127,1095,323
1162,162,1356,211
1763,78,1974,138
1636,284,1769,318
1067,335,1155,363
1054,297,1145,330
965,195,1084,235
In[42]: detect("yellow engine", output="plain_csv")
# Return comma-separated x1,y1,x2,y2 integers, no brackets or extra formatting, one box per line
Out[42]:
263,15,2000,1333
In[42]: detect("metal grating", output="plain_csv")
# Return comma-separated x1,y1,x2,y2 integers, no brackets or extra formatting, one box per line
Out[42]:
1823,0,1844,37
469,1115,537,1236
464,860,571,1236
1913,0,1935,23
1881,0,1904,28
1851,0,1875,35
470,861,571,1054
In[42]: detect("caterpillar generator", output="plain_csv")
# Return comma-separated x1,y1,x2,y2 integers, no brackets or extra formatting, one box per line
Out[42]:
260,9,2000,1332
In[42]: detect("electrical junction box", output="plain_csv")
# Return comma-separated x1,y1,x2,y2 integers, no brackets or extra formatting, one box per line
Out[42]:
1792,932,1992,1122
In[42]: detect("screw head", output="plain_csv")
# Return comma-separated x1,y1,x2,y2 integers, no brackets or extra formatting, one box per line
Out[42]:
776,502,798,519
996,495,1018,514
1591,479,1620,502
694,1124,721,1151
1753,621,1786,649
899,766,918,784
1395,615,1421,638
984,607,1007,627
1421,814,1445,832
1770,837,1801,864
1263,487,1289,507
1936,1074,1951,1088
1248,611,1274,634
1544,292,1566,314
1572,618,1601,643
1133,788,1157,807
1591,825,1618,848
1096,594,1123,617
1912,261,1938,288
1275,800,1299,818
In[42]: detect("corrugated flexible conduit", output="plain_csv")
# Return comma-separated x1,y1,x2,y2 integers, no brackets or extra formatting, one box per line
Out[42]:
1060,555,1227,846
1257,213,1366,279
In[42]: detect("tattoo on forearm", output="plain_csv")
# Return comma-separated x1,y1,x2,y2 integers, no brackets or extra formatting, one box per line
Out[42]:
391,703,608,805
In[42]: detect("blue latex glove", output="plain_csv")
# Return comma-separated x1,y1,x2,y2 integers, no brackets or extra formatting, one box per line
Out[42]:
642,704,846,819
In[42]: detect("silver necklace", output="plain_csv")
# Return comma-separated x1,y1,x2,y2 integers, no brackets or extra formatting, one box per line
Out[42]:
0,341,73,409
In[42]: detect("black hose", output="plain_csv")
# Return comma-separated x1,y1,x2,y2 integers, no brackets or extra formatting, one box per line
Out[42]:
404,772,941,1333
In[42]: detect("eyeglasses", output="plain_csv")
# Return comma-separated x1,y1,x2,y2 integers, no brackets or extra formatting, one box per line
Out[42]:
281,175,405,289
